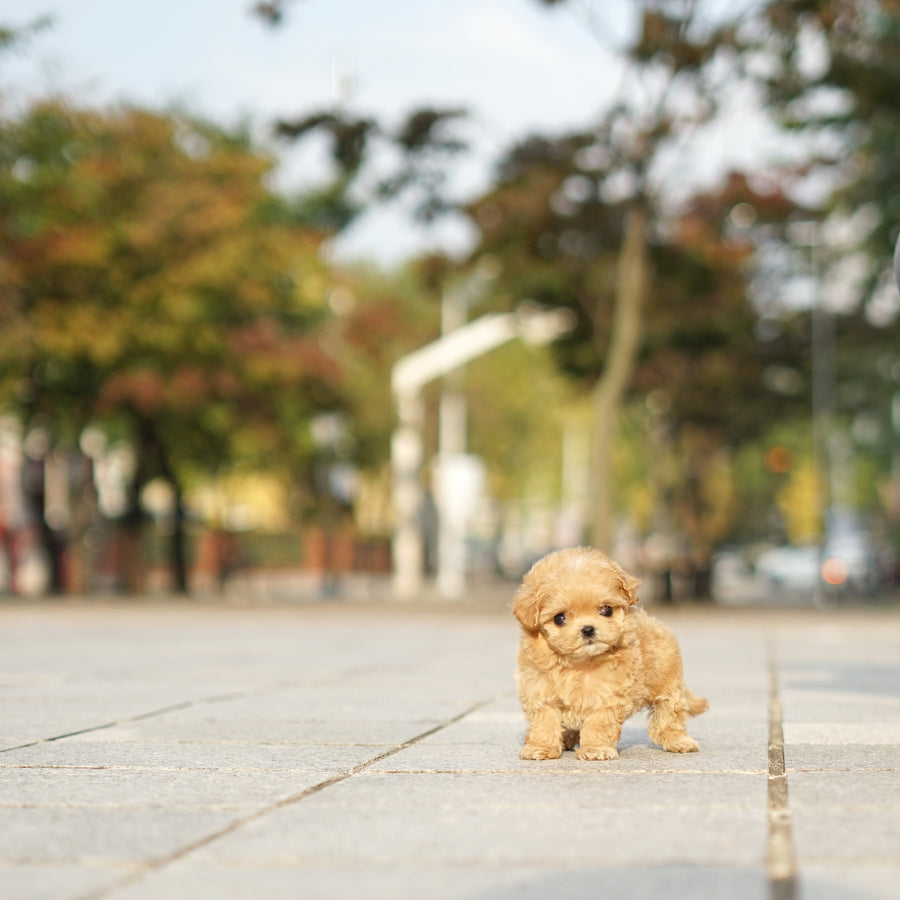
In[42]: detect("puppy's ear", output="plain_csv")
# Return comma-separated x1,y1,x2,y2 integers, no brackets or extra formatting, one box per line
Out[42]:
511,582,544,632
619,572,641,606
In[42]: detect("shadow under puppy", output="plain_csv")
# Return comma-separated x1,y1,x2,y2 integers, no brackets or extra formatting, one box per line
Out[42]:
513,547,708,760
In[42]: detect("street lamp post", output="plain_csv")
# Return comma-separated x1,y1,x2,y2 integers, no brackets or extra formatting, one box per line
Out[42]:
437,274,485,600
390,304,572,601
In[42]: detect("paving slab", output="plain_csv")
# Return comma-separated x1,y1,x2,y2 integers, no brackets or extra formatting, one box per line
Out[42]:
0,806,238,863
1,600,898,900
0,863,130,900
99,861,770,900
0,739,381,772
773,614,900,898
797,865,900,900
366,732,767,774
0,765,343,811
186,771,764,868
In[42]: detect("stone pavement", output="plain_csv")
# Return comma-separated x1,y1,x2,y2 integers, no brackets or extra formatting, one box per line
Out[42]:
1,597,898,900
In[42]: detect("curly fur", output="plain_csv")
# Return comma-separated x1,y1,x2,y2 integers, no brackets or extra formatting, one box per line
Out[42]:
513,546,708,760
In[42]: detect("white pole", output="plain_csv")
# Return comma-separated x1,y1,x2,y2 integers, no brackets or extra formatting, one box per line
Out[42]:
390,305,573,600
437,285,469,599
391,393,425,601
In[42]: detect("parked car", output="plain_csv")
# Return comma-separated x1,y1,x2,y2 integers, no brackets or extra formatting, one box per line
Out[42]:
755,545,821,595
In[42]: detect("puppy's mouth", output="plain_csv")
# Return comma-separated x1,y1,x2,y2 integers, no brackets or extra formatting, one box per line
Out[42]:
580,637,610,655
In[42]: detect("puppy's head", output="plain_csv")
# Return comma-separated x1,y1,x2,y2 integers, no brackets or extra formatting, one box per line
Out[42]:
512,547,640,661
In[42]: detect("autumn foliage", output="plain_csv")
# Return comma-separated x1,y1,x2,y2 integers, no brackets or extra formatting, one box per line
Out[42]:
0,102,342,590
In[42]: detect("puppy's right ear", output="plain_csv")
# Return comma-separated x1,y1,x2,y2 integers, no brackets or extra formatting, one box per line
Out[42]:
512,582,543,632
619,572,642,606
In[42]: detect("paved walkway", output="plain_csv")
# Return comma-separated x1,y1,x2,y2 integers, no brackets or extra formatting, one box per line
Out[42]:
1,598,898,899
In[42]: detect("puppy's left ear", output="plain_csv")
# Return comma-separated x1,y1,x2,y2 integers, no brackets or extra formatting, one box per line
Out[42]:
511,583,543,632
619,572,642,606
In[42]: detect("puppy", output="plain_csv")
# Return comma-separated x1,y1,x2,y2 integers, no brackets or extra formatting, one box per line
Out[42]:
513,547,708,760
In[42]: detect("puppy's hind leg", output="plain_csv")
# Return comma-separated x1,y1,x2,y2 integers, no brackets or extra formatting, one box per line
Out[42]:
648,695,699,753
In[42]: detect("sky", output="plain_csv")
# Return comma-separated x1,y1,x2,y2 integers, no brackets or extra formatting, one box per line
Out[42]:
2,0,780,264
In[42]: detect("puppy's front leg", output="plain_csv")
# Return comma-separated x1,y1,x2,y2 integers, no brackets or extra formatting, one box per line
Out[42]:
576,711,624,761
520,704,564,759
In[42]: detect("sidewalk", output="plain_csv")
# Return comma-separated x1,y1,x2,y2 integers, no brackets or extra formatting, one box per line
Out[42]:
1,598,898,899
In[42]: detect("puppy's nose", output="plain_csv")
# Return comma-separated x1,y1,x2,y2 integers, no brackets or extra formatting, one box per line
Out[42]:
581,625,596,639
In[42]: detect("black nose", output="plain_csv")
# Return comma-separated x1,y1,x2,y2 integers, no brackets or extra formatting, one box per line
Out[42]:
581,625,596,638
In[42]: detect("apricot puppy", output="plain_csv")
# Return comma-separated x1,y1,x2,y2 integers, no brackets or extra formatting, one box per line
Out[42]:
513,547,708,760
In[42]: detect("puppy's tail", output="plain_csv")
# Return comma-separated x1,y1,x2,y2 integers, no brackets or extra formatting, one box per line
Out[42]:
684,686,709,717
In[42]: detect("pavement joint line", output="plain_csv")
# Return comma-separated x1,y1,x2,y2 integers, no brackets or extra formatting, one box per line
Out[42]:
78,695,499,900
0,662,417,757
767,639,797,900
0,700,202,755
0,690,272,755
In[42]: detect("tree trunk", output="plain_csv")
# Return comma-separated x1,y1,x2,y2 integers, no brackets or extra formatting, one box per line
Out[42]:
589,204,650,552
169,481,189,595
25,454,66,594
150,427,189,595
123,416,190,595
120,474,146,595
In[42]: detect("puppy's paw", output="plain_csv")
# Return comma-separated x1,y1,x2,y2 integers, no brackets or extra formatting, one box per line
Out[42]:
661,736,699,753
575,745,619,761
520,743,562,760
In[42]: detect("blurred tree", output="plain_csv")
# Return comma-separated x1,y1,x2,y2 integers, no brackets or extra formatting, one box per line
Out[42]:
274,106,469,231
329,262,444,471
751,0,900,290
748,0,900,542
467,153,802,583
0,14,51,56
512,0,751,551
0,101,340,593
250,0,470,232
251,1,300,27
637,173,804,440
636,175,807,567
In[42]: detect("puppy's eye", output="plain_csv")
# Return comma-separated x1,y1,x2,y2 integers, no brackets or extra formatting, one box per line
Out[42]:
599,606,613,617
553,612,567,627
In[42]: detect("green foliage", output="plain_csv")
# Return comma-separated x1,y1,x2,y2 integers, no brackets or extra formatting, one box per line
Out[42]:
327,261,443,471
467,145,797,445
466,131,623,378
752,0,900,294
746,0,900,539
466,340,585,503
0,15,52,56
276,106,470,226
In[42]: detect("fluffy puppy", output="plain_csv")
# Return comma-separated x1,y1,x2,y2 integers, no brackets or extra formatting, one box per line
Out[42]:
513,547,708,760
